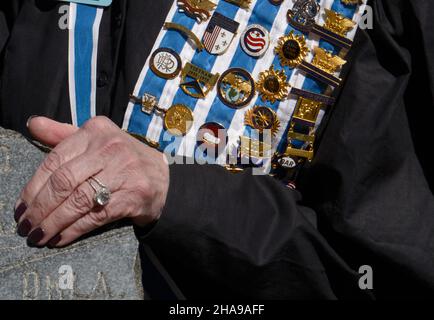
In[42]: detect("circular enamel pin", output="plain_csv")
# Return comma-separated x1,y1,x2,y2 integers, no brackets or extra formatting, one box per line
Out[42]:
275,31,309,68
241,24,270,58
197,122,226,151
217,68,256,109
150,48,182,79
164,104,193,136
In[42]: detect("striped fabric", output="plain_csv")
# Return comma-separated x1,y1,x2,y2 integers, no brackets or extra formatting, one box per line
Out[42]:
122,0,367,172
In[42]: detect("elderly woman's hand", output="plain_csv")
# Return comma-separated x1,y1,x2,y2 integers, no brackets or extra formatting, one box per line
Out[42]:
14,116,170,247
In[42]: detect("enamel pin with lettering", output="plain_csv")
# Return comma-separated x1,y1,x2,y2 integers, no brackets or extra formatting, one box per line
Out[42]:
244,106,280,137
256,66,290,104
298,47,346,87
223,0,252,9
275,31,309,68
150,48,182,79
180,62,220,98
177,0,217,23
203,12,239,55
217,68,255,108
241,24,270,58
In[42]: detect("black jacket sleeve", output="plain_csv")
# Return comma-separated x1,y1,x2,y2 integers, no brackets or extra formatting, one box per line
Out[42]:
139,0,434,300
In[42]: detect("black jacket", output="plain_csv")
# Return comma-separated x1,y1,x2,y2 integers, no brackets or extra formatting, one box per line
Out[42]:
1,0,434,299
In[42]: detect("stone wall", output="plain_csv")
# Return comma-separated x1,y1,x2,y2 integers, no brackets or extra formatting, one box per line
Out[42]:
0,127,143,300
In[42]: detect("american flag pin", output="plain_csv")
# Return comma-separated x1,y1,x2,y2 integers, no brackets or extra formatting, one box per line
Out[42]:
202,12,239,55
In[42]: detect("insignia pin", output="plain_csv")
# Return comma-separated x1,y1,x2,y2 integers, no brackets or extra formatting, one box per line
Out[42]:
203,12,239,55
240,24,270,58
150,48,182,80
298,47,346,87
129,93,159,115
177,0,217,23
223,0,252,10
256,66,290,104
180,62,220,99
275,31,309,68
217,68,256,108
164,104,194,136
244,106,280,137
288,0,357,49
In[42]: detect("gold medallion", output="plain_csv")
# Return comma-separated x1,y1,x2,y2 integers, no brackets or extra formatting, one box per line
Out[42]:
275,31,309,68
177,0,217,23
244,106,280,136
164,104,194,136
256,66,290,104
217,68,255,108
180,62,220,99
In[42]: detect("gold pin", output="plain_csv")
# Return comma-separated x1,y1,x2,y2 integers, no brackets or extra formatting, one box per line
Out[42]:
223,0,252,9
239,136,273,159
164,104,194,136
256,66,290,104
177,0,217,23
287,3,356,49
341,0,362,5
292,97,323,125
323,9,357,37
129,94,193,136
275,31,309,68
164,22,204,51
297,47,346,87
244,106,280,137
129,93,159,115
311,47,346,75
180,62,220,99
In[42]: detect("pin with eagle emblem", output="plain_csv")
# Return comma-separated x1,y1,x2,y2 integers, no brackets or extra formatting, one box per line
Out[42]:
202,12,239,55
217,68,255,108
240,24,270,58
177,0,217,23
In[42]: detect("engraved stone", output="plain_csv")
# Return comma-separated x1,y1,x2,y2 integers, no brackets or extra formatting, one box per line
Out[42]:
0,127,144,300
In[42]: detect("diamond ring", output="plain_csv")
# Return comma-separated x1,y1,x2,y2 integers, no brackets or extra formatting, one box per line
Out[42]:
87,177,111,206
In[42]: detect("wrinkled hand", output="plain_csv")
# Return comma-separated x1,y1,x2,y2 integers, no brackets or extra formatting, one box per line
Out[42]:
14,116,169,248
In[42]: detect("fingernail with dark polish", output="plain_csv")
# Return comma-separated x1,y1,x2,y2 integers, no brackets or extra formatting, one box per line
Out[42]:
17,219,32,237
27,228,45,247
47,234,62,249
14,202,27,222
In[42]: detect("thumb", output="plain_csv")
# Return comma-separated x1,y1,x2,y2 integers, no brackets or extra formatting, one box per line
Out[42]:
27,116,78,147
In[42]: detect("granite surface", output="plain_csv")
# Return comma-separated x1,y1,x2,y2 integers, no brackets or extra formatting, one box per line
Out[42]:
0,127,143,300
